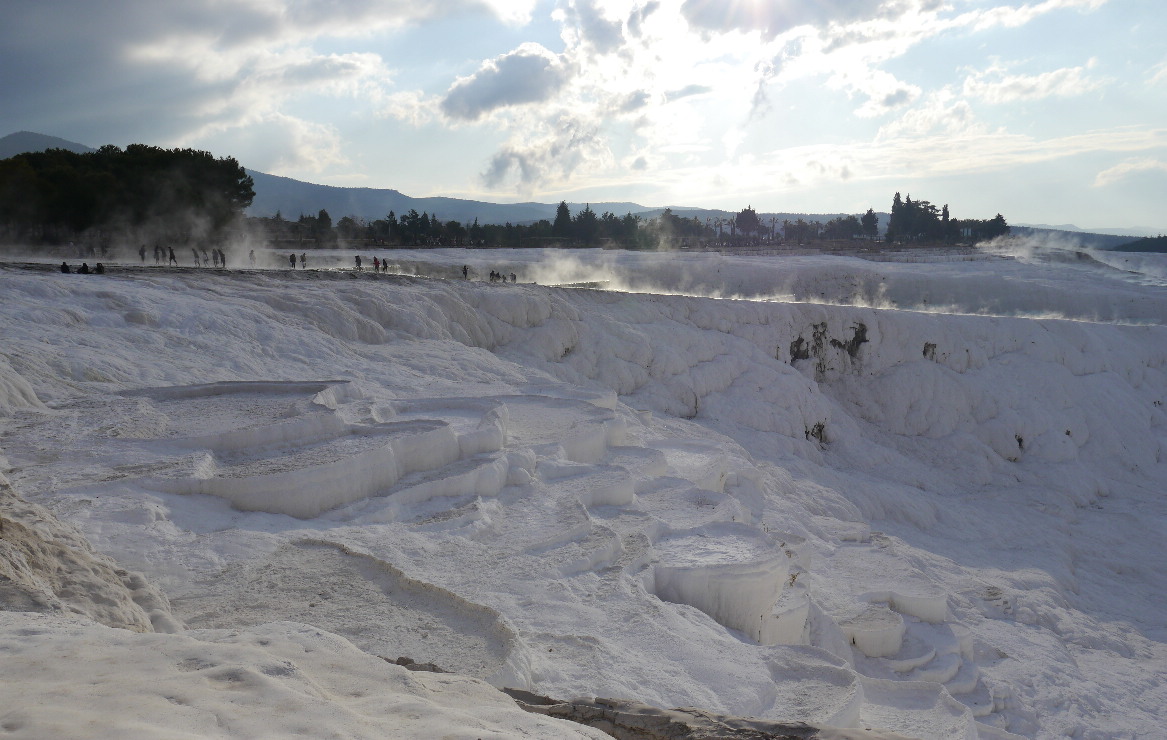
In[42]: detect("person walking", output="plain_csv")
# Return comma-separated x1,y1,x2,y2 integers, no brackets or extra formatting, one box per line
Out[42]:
289,253,297,269
138,245,146,264
192,248,201,267
300,252,306,269
168,247,177,266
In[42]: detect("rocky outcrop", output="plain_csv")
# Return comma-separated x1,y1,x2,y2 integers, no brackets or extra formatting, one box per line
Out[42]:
504,689,909,740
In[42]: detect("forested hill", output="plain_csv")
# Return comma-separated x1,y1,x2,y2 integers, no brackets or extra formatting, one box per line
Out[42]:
246,170,565,226
1009,226,1140,250
245,170,663,226
1112,235,1167,253
247,170,890,230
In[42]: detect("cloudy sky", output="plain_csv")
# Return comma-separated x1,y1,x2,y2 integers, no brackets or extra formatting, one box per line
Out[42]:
2,0,1165,230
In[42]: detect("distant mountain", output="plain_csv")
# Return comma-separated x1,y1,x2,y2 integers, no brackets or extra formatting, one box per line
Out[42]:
245,170,661,225
249,170,550,224
1010,226,1144,250
1015,222,1158,239
246,172,889,229
0,131,94,159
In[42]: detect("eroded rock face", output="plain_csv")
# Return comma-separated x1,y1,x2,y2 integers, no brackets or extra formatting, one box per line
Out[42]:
504,690,906,740
0,477,179,633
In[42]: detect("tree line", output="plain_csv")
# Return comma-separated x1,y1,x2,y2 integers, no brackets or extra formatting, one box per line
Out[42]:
252,201,653,250
252,195,1007,250
0,144,1007,250
885,192,1009,243
0,145,254,245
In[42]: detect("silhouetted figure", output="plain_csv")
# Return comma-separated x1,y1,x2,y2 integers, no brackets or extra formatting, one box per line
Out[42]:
94,263,105,274
249,249,256,266
510,272,516,283
355,255,362,271
154,244,162,264
168,247,177,266
373,256,380,272
138,245,146,263
462,265,468,279
212,250,220,267
79,263,90,274
300,252,306,269
382,260,387,273
290,253,297,269
218,248,227,267
192,248,201,267
60,262,70,273
201,249,210,266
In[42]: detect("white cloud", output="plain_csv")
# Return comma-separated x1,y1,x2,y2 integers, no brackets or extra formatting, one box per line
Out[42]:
864,125,1167,181
197,113,348,174
877,91,984,140
638,123,1164,212
559,0,625,55
1150,61,1167,87
680,0,888,39
663,84,712,102
841,69,922,118
1094,158,1167,187
963,62,1106,103
440,43,571,121
11,0,1140,212
478,0,539,25
378,90,440,127
0,0,524,153
965,0,1108,32
481,111,613,190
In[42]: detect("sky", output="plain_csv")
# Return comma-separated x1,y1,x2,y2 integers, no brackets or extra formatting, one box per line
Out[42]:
2,0,1165,231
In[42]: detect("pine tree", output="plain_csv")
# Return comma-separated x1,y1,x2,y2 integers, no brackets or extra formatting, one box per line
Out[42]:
552,201,573,240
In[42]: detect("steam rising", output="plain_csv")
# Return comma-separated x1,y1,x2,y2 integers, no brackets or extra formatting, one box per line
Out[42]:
7,237,1166,324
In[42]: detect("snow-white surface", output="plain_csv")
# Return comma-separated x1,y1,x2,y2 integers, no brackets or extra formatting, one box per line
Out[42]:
1,243,1165,739
0,612,611,739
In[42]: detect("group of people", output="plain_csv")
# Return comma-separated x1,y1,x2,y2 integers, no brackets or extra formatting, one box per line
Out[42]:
192,247,227,267
60,261,104,274
351,255,391,273
137,244,227,267
61,249,527,283
142,244,179,266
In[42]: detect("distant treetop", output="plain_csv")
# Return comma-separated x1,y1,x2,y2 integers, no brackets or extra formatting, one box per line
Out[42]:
0,144,254,244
